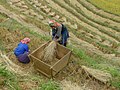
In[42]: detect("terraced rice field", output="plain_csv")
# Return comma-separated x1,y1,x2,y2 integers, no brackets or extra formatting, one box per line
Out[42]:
0,0,120,89
87,0,120,16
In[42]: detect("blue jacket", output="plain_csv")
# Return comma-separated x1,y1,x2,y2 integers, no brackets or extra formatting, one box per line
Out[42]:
14,42,29,56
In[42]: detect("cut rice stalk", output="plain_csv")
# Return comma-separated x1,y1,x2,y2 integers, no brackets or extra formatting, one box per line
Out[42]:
43,41,57,64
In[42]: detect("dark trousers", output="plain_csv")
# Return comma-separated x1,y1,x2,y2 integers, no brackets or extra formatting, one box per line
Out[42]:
17,52,30,64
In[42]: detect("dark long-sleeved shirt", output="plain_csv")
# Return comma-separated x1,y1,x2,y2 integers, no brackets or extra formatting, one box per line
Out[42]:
52,24,69,45
52,24,62,39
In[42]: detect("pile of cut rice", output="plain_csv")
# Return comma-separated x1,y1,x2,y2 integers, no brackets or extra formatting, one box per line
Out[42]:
42,41,57,64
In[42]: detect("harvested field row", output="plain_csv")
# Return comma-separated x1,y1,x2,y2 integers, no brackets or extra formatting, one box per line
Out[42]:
0,1,120,88
1,10,119,63
87,0,120,16
7,0,47,22
7,0,46,24
0,27,116,90
49,0,120,43
24,0,118,43
0,27,46,50
69,29,120,58
33,0,120,56
69,32,120,61
0,11,49,37
32,0,120,57
64,0,120,32
2,0,120,59
26,0,78,30
52,0,120,42
78,0,120,23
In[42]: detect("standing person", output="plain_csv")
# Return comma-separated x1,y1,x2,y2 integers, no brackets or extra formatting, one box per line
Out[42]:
14,37,30,64
48,20,69,46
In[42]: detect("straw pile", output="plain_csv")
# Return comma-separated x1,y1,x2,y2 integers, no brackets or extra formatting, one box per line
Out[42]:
42,41,57,64
1,52,24,75
81,66,112,84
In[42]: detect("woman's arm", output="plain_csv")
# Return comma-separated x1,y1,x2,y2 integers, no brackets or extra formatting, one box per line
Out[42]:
24,44,29,52
55,24,62,38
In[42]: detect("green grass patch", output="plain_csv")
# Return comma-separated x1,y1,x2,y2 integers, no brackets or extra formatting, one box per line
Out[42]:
67,44,98,66
0,15,51,53
77,0,120,23
0,64,21,90
0,0,21,15
40,80,61,90
53,0,119,42
88,0,120,16
44,0,117,44
68,44,120,89
64,0,120,32
0,13,8,20
0,17,50,41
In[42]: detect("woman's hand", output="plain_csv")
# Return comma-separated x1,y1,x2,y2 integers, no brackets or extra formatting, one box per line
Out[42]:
53,38,58,42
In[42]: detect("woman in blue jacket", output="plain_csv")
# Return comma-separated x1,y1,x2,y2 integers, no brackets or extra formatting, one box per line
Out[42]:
48,20,69,46
14,37,30,64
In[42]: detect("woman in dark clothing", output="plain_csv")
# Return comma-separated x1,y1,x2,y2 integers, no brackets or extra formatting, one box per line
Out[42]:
49,20,69,46
14,37,30,64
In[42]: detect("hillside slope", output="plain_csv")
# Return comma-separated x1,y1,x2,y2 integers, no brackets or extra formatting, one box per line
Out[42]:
0,0,120,89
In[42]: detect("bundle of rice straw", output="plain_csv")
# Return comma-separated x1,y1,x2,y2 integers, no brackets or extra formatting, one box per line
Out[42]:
43,41,57,64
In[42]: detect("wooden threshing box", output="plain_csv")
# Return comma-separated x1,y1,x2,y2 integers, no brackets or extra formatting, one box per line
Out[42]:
29,41,71,78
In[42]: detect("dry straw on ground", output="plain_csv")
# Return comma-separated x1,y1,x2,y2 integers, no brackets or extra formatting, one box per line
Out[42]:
0,51,34,76
42,41,57,64
81,66,112,84
61,80,92,90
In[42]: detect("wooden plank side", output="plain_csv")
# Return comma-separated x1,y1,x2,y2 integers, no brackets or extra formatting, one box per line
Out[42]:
36,69,51,78
56,44,70,59
57,43,71,51
32,46,45,60
52,51,71,76
31,55,51,76
29,54,34,62
31,43,49,59
29,41,50,57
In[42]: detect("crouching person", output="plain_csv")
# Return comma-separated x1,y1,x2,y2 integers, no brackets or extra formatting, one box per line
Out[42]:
14,37,30,64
